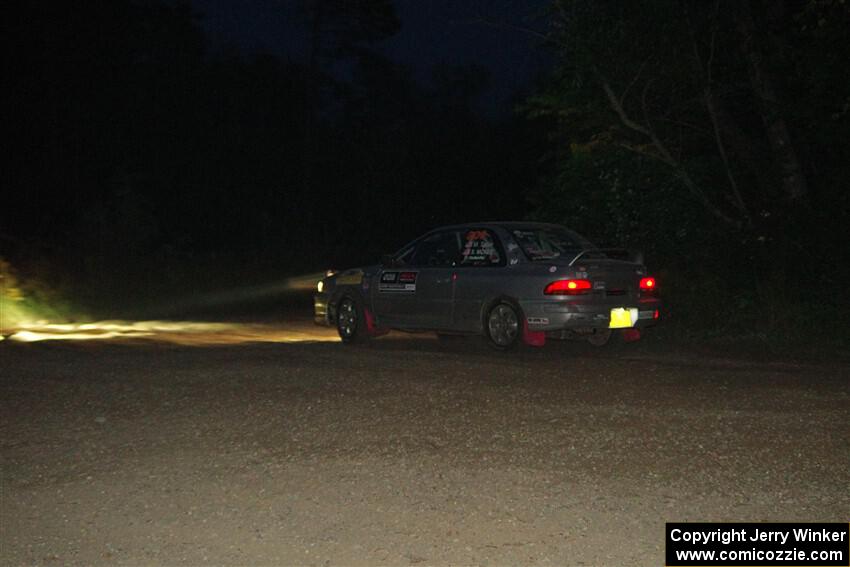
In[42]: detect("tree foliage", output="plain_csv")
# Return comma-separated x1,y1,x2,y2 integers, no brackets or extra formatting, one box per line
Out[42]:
527,0,850,337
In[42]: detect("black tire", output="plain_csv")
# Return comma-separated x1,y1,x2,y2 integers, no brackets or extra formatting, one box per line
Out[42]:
587,329,612,347
336,295,369,344
485,301,522,351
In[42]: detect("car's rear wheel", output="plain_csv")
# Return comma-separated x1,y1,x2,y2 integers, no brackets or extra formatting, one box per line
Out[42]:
485,301,521,350
336,296,368,344
587,329,612,347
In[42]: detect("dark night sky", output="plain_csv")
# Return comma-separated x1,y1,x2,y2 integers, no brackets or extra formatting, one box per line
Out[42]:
191,0,552,114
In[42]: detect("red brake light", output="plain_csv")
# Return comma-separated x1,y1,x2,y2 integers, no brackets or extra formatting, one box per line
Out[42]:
545,279,592,295
639,277,656,290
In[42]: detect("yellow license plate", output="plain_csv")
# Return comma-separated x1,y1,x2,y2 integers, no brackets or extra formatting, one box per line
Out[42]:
609,307,638,329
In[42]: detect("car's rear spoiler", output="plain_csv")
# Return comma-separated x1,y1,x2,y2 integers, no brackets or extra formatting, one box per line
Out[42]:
569,248,644,266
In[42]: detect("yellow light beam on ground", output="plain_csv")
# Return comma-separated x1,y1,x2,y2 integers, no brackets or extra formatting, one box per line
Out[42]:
6,320,340,345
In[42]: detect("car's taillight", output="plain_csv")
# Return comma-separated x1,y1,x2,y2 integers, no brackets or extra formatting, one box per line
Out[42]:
639,277,656,291
544,279,592,295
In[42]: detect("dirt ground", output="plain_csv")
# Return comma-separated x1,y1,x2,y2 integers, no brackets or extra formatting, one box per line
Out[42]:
2,320,849,566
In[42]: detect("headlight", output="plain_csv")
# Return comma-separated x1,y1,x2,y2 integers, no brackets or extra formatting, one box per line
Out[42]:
317,280,324,293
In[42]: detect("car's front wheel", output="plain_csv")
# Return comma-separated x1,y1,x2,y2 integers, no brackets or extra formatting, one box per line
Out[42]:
336,296,368,344
485,301,521,350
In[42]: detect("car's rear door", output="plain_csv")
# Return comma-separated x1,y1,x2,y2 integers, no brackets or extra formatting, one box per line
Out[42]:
452,228,509,331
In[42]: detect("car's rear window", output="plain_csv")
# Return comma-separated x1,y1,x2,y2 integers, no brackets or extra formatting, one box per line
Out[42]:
511,228,591,261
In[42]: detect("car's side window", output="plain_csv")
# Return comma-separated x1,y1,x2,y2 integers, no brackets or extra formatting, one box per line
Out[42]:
393,244,416,266
458,229,506,267
411,230,462,267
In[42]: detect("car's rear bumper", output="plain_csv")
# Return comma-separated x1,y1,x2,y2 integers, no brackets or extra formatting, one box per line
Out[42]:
519,297,661,331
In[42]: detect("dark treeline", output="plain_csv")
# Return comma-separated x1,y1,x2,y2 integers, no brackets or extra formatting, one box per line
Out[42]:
3,0,542,308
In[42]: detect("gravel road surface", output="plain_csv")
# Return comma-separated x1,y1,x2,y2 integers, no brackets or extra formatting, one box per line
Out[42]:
2,322,848,565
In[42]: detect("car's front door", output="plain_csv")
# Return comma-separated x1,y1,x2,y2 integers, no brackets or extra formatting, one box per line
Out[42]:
370,241,417,327
407,230,461,329
413,268,455,329
372,266,421,327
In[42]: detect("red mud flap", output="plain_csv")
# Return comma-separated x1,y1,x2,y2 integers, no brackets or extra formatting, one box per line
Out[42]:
522,320,546,347
621,328,641,342
363,308,389,337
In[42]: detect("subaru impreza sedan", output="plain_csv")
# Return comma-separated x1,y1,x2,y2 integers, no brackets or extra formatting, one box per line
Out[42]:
314,222,660,349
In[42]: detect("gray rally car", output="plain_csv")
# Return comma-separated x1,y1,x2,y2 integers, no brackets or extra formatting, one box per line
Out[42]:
314,222,660,349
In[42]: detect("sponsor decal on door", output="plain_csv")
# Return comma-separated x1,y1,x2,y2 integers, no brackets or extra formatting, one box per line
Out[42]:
379,271,417,293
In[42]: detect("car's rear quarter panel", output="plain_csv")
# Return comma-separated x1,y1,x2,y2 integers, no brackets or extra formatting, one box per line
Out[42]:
452,264,557,332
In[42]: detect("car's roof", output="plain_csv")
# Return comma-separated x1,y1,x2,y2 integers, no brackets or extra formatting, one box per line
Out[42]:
434,221,567,232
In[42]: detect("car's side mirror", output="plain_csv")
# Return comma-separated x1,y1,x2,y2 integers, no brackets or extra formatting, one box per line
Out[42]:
381,254,395,267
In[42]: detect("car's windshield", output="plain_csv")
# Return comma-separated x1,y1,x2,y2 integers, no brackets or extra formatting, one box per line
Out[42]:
511,228,594,261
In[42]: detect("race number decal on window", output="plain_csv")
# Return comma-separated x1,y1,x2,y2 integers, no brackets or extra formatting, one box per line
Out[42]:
461,230,502,266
